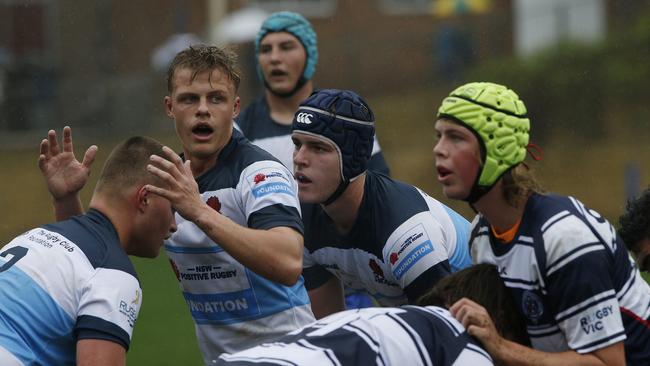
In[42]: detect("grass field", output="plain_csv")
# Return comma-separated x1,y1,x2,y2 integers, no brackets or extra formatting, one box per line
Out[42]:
0,87,648,363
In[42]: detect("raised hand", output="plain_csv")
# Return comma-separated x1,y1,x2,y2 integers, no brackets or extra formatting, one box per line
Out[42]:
145,146,207,223
38,126,97,200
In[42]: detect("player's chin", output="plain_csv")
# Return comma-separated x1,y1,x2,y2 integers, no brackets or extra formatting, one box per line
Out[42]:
298,191,320,204
441,185,468,201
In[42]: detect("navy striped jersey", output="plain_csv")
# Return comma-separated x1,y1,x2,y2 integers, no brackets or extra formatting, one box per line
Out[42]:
164,129,315,363
471,193,650,364
303,171,472,305
235,95,391,174
217,305,493,366
0,209,141,365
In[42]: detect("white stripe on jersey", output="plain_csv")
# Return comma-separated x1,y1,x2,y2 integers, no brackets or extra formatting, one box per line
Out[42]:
518,235,534,243
219,341,340,365
540,210,571,233
542,215,603,275
555,290,617,321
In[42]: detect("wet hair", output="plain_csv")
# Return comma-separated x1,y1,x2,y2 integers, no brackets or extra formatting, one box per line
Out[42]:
94,136,165,198
619,187,650,254
417,264,530,346
166,44,241,93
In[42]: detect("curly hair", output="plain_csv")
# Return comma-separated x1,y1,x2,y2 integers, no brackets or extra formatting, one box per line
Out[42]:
618,187,650,253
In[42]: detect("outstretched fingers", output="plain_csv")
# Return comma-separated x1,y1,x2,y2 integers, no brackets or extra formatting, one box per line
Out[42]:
82,145,98,169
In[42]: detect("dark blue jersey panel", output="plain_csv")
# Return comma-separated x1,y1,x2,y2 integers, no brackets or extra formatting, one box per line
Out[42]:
42,209,137,278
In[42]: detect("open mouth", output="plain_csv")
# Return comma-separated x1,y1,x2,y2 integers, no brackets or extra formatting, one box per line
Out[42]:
436,166,452,180
269,69,288,77
295,172,312,184
192,123,214,137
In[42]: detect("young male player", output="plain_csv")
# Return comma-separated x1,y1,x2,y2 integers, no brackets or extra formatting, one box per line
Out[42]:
433,82,650,365
292,89,472,318
41,46,315,363
1,132,176,365
236,11,390,174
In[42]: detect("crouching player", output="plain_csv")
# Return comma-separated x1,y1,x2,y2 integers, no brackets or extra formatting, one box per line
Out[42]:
216,264,529,366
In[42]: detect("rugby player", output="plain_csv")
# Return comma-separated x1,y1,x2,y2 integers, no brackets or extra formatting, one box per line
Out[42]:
0,134,176,365
41,46,315,363
433,82,650,364
619,187,650,273
216,264,530,366
292,89,472,318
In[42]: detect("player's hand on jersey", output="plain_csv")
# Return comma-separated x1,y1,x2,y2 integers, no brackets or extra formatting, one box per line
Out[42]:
450,297,504,356
146,146,206,222
38,126,97,200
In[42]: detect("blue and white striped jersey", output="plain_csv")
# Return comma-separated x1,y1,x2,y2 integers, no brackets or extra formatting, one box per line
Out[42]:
303,171,472,305
164,129,315,362
235,95,390,174
471,193,650,364
217,305,493,366
0,209,141,365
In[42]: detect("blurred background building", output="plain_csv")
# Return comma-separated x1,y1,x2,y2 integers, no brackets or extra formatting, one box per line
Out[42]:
1,0,646,139
1,0,649,208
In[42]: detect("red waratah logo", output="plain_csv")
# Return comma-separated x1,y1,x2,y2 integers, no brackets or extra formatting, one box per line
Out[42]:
389,252,399,265
207,196,221,212
253,173,266,184
368,259,385,278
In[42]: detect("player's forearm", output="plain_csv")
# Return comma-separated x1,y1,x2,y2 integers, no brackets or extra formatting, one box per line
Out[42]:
308,277,345,319
53,194,84,221
492,339,612,366
192,205,303,286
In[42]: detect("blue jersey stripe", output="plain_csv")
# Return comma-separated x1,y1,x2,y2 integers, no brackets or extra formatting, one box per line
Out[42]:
442,204,472,272
185,271,311,326
0,265,75,365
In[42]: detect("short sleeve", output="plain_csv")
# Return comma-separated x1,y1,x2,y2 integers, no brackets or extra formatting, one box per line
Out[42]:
75,268,142,350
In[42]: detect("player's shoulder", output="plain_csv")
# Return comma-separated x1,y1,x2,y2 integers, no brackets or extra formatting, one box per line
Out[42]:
525,193,595,235
43,209,137,278
366,171,428,215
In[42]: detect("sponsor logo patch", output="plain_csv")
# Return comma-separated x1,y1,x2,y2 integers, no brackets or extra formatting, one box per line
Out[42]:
392,241,434,280
119,290,140,327
580,304,615,335
253,173,266,184
252,182,294,198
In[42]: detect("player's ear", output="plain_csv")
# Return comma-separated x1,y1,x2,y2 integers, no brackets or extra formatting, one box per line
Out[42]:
232,96,241,118
136,186,149,213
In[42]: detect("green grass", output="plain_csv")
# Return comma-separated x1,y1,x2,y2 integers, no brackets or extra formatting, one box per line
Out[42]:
127,256,203,365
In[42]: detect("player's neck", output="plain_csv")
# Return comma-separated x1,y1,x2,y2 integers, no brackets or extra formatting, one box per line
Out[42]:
89,197,133,253
322,174,366,234
473,181,528,233
265,81,313,125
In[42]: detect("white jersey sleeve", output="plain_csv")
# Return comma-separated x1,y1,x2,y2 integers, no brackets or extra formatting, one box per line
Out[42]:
238,160,303,232
383,212,451,290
